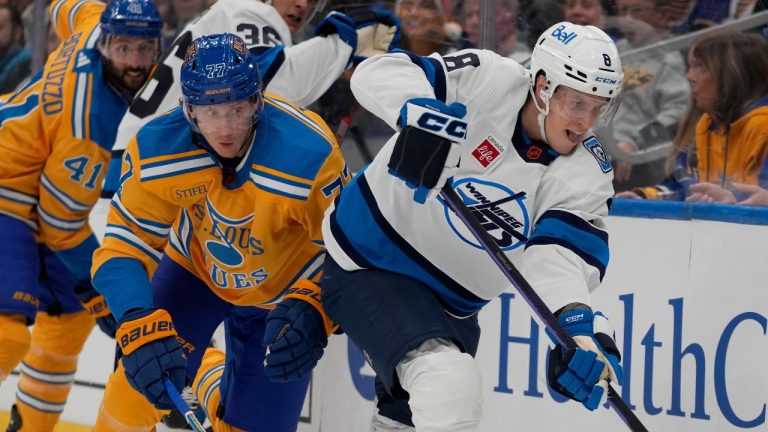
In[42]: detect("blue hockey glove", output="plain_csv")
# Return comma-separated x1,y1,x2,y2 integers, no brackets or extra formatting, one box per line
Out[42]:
74,281,118,338
388,98,468,204
315,9,402,66
262,280,334,382
116,308,187,410
547,304,623,411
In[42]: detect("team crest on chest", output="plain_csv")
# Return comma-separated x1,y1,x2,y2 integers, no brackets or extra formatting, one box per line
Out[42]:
471,135,505,169
442,178,531,251
202,198,269,289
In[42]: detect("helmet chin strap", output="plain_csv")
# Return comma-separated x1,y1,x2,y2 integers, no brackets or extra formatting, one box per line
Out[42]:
529,86,550,144
236,126,257,158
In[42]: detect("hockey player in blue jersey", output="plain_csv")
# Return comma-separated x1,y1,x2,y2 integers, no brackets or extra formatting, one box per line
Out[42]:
91,33,348,431
319,22,626,430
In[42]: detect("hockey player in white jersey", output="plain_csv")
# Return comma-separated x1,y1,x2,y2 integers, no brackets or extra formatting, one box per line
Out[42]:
99,0,401,199
319,22,625,430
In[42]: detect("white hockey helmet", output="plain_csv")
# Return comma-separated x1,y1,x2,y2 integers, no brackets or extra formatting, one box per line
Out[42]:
527,22,623,141
530,21,623,99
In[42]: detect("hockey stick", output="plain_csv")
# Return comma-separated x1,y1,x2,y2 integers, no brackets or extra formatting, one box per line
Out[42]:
335,99,374,164
335,99,359,145
164,378,206,432
439,184,649,432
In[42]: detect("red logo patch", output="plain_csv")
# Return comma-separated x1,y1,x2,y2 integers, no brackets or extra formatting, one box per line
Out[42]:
526,145,543,160
472,139,501,168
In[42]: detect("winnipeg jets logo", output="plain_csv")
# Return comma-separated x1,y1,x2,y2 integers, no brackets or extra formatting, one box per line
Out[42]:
442,178,531,251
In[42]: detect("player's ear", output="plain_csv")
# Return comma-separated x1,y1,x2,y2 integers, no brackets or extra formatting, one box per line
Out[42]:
534,73,548,103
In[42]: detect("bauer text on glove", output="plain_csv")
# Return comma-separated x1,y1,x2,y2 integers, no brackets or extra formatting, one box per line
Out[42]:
262,280,334,382
74,281,118,338
116,308,187,410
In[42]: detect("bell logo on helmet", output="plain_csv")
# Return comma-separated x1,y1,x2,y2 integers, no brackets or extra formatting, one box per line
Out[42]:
550,24,577,45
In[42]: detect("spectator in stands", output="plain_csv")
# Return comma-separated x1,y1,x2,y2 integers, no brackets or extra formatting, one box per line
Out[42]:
395,0,464,55
563,0,658,48
564,0,616,28
616,30,768,203
606,0,690,191
1,0,32,50
517,0,563,49
687,182,768,205
670,0,756,33
0,4,31,94
153,0,179,51
462,0,530,62
617,0,678,38
170,0,207,37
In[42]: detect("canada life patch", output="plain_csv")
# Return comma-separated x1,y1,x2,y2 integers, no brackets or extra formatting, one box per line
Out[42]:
471,135,504,168
582,136,612,173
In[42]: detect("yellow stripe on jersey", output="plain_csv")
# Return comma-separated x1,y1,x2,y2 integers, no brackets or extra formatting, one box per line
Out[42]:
50,0,103,42
263,94,336,145
139,153,217,182
249,163,315,201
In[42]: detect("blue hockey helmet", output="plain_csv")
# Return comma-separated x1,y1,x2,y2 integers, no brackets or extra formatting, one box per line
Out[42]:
100,0,163,39
181,33,264,132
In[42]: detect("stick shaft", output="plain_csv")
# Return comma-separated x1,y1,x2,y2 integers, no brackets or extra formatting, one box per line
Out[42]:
439,184,648,432
164,379,206,432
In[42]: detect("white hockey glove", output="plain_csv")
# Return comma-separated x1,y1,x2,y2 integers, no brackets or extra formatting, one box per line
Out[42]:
315,9,402,67
351,9,402,64
547,304,624,411
387,98,468,204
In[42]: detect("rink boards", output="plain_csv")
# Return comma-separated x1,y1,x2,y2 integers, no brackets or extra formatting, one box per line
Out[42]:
1,200,766,431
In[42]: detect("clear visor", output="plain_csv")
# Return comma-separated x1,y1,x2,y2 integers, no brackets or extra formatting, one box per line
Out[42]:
101,36,160,63
186,97,262,134
550,86,621,128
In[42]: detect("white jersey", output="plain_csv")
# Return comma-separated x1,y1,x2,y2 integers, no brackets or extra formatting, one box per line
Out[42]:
106,0,351,195
322,49,615,317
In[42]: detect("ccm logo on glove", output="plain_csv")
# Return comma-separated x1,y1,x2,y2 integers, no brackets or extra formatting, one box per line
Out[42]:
417,112,467,140
564,313,585,323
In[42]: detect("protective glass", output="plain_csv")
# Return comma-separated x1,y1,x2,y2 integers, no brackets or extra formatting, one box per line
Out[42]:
550,86,620,128
103,37,160,63
188,97,262,134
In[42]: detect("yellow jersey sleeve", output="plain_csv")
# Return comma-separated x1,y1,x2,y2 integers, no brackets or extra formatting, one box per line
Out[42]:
93,137,181,279
50,0,104,42
0,80,48,226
